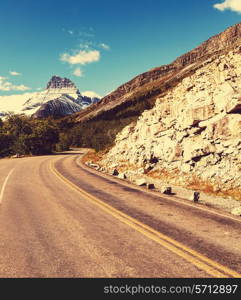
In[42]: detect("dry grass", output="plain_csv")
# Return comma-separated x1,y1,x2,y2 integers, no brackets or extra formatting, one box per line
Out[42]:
81,151,241,201
81,150,101,164
148,169,180,181
81,146,112,164
186,175,217,193
149,168,241,201
186,175,241,200
218,189,241,201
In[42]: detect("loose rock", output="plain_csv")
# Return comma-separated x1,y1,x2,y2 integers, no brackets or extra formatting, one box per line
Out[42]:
136,179,147,186
118,173,127,179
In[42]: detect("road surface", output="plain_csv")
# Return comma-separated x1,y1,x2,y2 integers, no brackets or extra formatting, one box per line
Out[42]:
0,150,240,278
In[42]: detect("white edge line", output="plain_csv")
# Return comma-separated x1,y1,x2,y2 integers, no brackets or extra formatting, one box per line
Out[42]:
0,168,14,204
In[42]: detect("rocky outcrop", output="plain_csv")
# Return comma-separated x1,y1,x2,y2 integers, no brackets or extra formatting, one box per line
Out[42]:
101,46,241,196
101,23,241,104
75,22,241,123
46,76,76,89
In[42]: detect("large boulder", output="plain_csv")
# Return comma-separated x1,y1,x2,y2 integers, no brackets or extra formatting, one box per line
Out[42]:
136,179,147,186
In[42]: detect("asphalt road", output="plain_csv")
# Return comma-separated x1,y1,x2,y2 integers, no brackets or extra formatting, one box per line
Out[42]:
0,150,241,278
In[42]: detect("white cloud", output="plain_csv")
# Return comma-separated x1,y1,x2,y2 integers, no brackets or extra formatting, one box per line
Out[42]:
82,90,101,98
99,43,110,50
9,71,21,76
78,31,95,38
60,49,100,65
0,76,30,91
68,30,74,35
79,42,92,49
13,85,30,91
73,67,83,77
214,0,241,13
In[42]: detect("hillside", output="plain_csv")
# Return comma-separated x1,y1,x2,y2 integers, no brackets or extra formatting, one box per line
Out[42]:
74,22,241,124
98,26,241,199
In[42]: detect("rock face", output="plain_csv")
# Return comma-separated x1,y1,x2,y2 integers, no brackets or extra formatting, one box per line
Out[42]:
101,46,241,194
101,23,241,104
75,22,241,123
46,76,76,89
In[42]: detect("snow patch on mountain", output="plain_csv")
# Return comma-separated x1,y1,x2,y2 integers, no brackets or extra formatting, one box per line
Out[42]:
0,92,37,116
0,76,100,118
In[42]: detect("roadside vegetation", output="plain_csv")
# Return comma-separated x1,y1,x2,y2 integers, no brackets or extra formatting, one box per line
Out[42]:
0,114,60,157
0,96,156,157
66,94,155,151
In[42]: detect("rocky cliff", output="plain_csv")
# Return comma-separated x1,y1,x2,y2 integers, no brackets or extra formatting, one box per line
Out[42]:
75,22,241,123
101,23,241,102
101,45,241,198
46,76,76,89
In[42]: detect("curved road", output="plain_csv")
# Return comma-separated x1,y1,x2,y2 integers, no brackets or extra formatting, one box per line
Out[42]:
0,150,241,278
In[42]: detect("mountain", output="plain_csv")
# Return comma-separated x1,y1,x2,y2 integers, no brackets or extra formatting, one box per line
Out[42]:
0,76,100,118
75,22,241,123
83,22,241,198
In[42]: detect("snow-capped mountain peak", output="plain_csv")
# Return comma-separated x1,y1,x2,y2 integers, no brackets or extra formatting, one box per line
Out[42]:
0,76,100,118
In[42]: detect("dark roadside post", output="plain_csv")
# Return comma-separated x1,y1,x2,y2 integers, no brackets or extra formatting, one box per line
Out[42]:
193,191,200,203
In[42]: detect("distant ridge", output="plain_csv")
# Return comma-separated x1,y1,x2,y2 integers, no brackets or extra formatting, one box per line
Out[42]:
75,22,241,122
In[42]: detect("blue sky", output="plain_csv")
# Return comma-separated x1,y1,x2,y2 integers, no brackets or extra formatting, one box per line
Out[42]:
0,0,241,97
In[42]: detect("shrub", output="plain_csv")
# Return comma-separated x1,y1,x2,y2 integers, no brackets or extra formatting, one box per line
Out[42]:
55,133,71,152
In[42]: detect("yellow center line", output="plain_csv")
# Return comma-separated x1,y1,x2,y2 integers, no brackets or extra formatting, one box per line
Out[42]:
50,160,241,278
